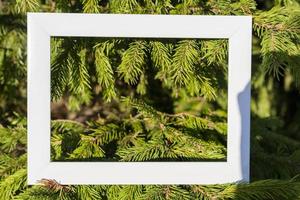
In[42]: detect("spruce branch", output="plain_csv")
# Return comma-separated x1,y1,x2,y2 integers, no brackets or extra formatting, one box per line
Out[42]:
51,133,63,160
171,40,200,87
253,7,300,80
113,185,144,200
82,0,101,13
15,0,40,13
170,40,217,99
90,123,125,145
14,186,62,200
230,0,256,15
116,138,178,161
51,119,85,132
150,41,172,82
186,75,217,100
136,73,148,95
120,119,145,147
191,179,300,200
51,39,72,101
0,169,26,199
141,185,192,200
109,0,141,13
122,97,163,121
253,7,300,38
51,39,92,106
51,120,83,160
223,179,300,200
117,41,147,85
201,39,228,66
175,114,227,136
143,0,173,14
162,126,226,160
260,32,297,79
95,46,117,101
69,47,91,96
0,154,26,179
117,126,226,161
69,134,105,159
75,185,104,200
0,125,26,154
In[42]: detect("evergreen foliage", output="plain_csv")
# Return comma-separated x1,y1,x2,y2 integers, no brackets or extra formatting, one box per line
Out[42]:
0,0,300,199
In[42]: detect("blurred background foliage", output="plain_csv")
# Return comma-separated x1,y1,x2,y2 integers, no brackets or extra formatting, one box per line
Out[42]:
0,0,300,199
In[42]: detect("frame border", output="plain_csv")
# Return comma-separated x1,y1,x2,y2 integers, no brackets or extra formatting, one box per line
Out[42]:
27,13,252,185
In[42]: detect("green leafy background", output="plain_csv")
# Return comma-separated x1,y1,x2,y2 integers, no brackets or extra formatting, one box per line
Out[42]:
0,0,300,199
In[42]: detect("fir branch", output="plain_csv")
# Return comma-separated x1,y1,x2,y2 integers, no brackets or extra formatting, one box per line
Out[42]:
0,14,26,32
136,73,148,95
117,127,226,162
117,41,147,85
170,40,217,99
113,185,144,200
141,185,192,200
15,0,40,13
186,75,217,100
109,0,141,13
260,32,296,78
224,179,300,200
175,114,227,135
150,41,172,82
51,39,92,107
0,154,26,179
117,139,178,161
253,7,300,39
69,47,91,96
171,40,200,87
143,0,173,14
191,179,300,200
51,39,72,101
69,134,105,159
90,123,125,145
207,0,232,15
119,119,145,147
122,97,164,122
14,186,62,200
177,0,203,14
0,168,26,199
230,0,256,15
0,125,26,154
75,185,104,199
51,119,85,132
66,90,92,111
162,126,226,160
201,39,228,66
253,7,300,80
95,46,117,101
82,0,101,13
51,133,63,160
51,120,83,160
106,185,122,199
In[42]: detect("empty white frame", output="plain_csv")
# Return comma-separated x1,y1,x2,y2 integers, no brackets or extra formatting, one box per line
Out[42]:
27,13,252,185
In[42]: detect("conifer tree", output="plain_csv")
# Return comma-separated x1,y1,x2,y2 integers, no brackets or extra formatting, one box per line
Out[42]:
1,0,300,199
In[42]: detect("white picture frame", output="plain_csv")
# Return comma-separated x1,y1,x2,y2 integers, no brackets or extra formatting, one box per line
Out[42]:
27,13,252,185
